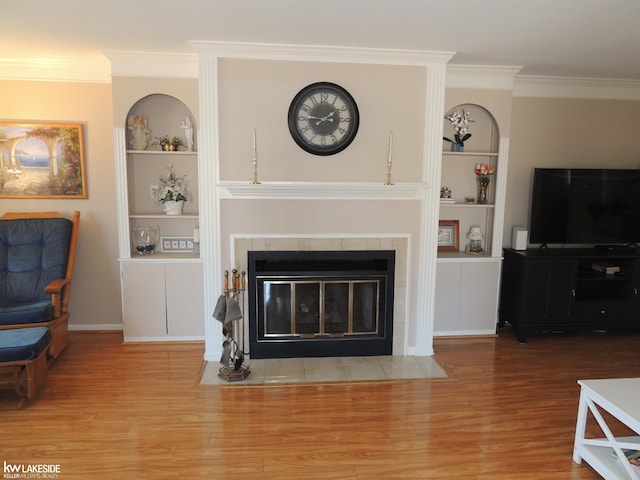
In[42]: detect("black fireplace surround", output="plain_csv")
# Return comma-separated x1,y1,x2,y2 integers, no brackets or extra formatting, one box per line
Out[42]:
248,250,395,359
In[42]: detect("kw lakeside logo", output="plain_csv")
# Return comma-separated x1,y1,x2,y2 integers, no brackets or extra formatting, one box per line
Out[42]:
3,461,61,479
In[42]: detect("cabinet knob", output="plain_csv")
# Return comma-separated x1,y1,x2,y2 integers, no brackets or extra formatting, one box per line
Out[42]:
571,289,576,297
635,288,638,295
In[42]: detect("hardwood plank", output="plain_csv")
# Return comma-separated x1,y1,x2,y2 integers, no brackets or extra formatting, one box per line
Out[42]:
1,327,639,479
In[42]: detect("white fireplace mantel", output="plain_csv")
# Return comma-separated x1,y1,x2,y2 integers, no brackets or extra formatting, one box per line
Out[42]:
218,181,429,200
193,41,450,361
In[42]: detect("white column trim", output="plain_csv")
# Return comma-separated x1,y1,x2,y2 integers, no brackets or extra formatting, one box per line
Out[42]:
113,128,130,259
198,54,224,362
414,63,447,356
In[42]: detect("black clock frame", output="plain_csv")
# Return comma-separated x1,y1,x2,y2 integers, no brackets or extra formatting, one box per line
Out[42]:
287,82,359,156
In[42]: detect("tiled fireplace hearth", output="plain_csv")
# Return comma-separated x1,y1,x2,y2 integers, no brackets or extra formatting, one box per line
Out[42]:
248,249,395,358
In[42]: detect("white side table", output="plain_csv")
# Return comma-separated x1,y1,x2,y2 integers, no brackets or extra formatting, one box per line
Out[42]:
573,378,640,479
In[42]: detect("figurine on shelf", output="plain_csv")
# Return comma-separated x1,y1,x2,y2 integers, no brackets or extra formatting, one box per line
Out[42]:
181,116,194,151
127,115,150,150
440,186,452,198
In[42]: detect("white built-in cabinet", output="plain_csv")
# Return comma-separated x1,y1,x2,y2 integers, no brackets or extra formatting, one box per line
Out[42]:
117,93,204,341
434,103,504,336
121,262,204,341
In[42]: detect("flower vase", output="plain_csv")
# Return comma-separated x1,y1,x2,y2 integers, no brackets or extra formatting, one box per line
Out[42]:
477,175,490,204
451,143,464,152
163,200,184,215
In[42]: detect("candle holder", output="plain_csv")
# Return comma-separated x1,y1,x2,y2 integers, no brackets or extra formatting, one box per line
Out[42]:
251,152,260,184
384,161,394,186
250,129,260,184
384,131,394,186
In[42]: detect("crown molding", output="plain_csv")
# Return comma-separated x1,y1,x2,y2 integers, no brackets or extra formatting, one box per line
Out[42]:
104,51,198,78
445,64,523,90
0,55,111,83
513,75,640,100
189,41,455,66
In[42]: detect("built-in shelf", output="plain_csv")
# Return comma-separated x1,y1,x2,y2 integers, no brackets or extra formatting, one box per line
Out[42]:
439,203,495,208
122,253,202,262
442,151,498,157
129,214,199,219
127,150,197,155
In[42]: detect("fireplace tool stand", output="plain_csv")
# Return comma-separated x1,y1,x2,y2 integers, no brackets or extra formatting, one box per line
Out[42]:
213,269,250,381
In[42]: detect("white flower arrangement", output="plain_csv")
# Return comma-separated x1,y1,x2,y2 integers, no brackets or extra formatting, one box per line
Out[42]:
152,165,190,204
443,109,474,147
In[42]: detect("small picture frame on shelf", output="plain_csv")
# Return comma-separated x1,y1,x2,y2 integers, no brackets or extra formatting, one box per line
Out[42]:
160,236,195,253
438,220,459,252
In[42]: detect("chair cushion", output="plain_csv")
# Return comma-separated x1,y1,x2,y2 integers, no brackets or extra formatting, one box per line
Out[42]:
0,301,53,325
0,217,72,302
0,327,51,362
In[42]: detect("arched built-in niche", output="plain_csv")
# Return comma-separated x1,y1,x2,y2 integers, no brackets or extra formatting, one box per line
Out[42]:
439,103,500,255
126,94,197,152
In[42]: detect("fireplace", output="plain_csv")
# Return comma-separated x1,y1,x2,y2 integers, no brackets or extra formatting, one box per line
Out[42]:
248,250,395,358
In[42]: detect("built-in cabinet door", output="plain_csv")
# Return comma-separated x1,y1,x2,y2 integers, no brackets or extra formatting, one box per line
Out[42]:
122,261,204,341
434,263,461,333
435,260,500,335
166,263,204,337
122,262,167,340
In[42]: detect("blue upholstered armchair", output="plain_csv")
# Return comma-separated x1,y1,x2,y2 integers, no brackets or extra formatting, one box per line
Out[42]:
0,211,80,359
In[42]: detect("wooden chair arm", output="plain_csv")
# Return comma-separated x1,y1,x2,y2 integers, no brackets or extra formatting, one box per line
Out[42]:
46,278,72,316
45,278,71,295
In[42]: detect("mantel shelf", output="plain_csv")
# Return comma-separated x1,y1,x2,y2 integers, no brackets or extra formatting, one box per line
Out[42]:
218,181,429,200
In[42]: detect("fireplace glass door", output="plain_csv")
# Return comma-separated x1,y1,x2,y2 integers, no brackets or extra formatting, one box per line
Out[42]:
263,279,380,338
248,250,394,358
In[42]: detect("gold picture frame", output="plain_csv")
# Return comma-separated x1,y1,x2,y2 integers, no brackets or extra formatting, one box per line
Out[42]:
0,121,87,198
438,220,460,252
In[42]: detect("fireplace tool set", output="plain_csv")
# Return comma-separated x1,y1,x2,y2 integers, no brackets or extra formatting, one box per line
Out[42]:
212,269,251,381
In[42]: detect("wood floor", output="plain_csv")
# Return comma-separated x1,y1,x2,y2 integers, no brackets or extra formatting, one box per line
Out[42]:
1,326,639,479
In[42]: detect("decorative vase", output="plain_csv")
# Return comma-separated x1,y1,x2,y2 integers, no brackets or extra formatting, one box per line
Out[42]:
162,144,177,152
133,225,159,255
477,175,490,204
163,200,184,215
451,143,464,152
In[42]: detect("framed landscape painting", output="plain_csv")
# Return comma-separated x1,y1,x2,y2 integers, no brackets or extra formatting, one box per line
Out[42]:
0,122,87,198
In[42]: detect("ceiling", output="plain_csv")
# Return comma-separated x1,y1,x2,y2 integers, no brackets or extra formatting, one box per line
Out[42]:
3,0,640,80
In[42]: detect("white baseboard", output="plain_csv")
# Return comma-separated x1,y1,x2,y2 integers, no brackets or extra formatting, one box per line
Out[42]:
433,329,497,337
68,324,124,331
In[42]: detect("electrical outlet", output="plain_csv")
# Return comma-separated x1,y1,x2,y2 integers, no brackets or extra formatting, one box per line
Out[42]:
150,185,158,199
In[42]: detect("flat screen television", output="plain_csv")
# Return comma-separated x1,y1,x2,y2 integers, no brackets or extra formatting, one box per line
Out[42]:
529,168,640,246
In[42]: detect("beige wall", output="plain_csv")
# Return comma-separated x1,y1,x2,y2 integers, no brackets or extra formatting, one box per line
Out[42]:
5,73,640,333
0,80,121,328
218,59,426,182
504,96,640,247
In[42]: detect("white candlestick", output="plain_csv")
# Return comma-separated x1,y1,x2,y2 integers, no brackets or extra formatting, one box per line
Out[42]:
193,226,200,243
252,128,256,152
388,131,393,165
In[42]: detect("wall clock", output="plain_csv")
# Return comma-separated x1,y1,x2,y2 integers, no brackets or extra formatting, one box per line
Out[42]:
287,82,359,156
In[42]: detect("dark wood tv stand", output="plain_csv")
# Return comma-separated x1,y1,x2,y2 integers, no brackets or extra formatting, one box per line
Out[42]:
499,248,640,342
